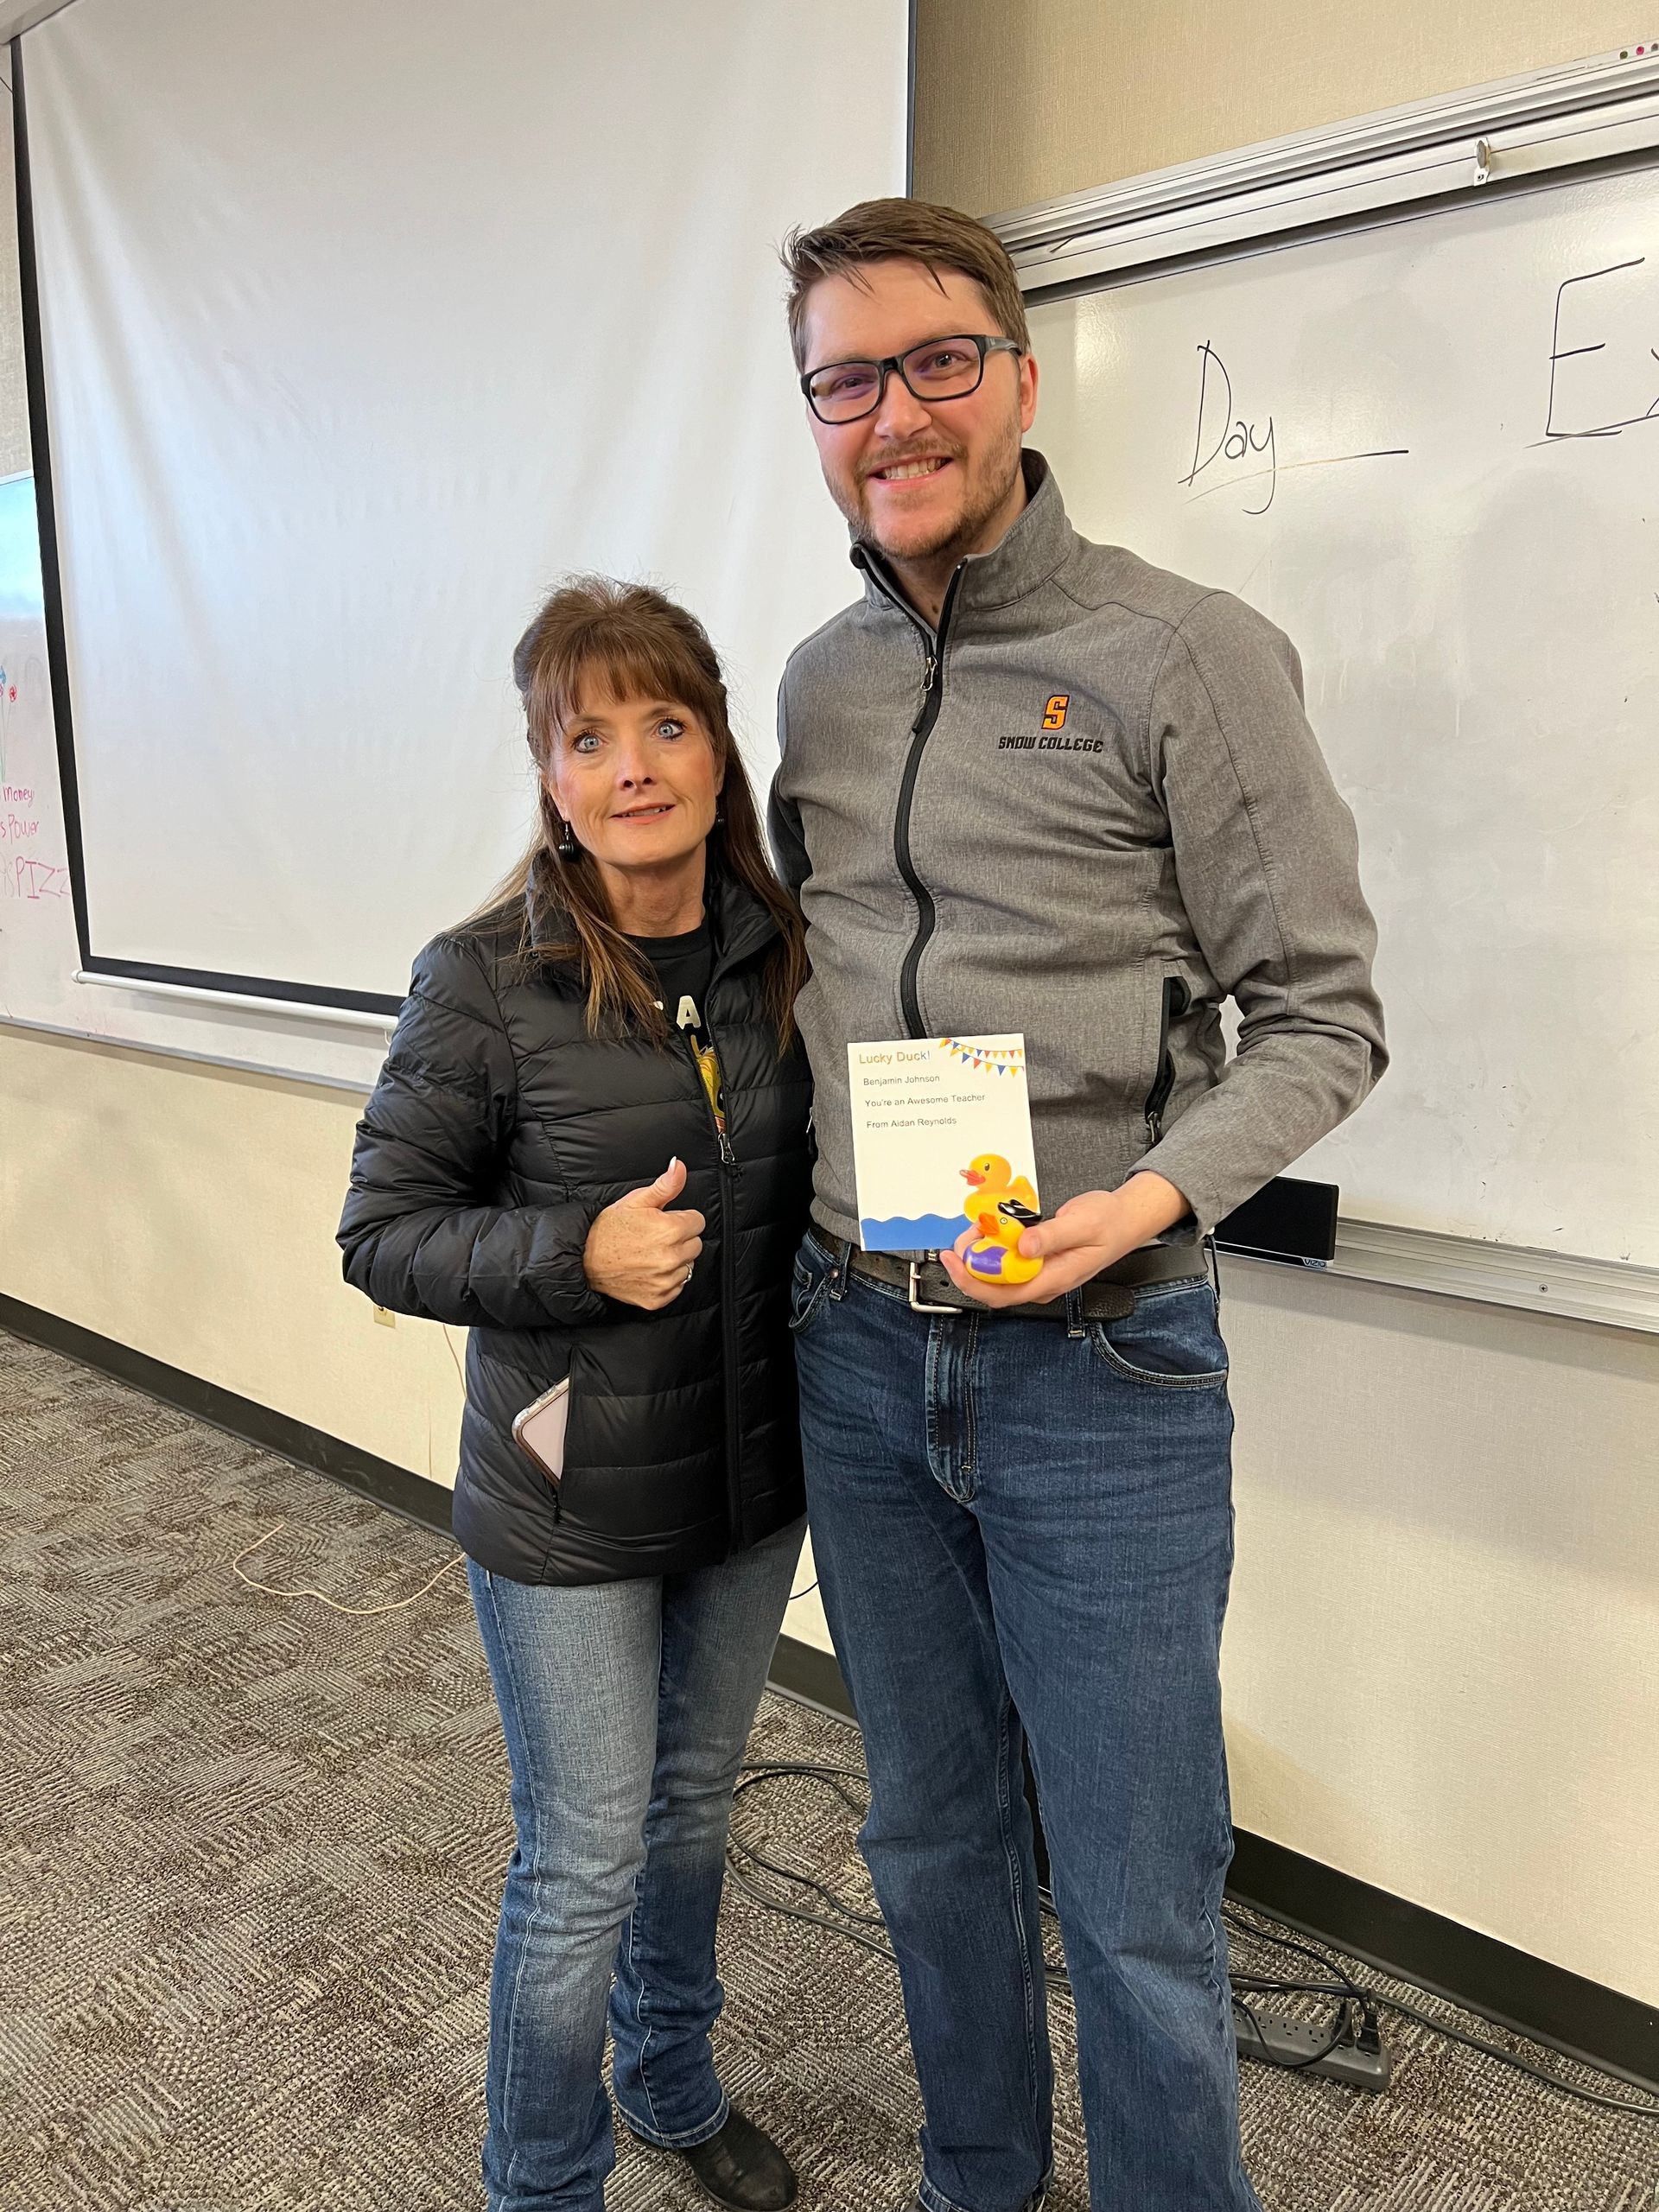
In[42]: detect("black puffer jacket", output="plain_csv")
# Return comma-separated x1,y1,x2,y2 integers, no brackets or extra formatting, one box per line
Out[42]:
338,870,812,1584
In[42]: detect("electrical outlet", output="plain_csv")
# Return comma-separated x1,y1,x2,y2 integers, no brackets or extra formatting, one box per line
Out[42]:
372,1306,396,1328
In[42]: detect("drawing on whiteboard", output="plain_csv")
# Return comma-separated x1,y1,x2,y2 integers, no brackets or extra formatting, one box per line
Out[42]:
1543,257,1659,439
0,656,44,785
0,855,69,901
1179,339,1409,515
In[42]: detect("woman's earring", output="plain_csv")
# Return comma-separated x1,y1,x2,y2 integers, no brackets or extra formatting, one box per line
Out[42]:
556,818,578,861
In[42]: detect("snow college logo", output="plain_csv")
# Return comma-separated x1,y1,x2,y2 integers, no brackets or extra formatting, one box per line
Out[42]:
997,690,1104,753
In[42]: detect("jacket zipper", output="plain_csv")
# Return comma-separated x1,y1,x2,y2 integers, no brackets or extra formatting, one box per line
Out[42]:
864,551,1183,1151
683,1013,744,1554
1143,976,1192,1147
861,555,965,1039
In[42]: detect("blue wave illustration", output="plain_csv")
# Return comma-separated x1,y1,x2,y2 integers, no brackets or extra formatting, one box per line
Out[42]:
860,1211,970,1253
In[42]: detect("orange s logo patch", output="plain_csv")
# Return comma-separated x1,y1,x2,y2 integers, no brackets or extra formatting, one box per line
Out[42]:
1041,694,1070,730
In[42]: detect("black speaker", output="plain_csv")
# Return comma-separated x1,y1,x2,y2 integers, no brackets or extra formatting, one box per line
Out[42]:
1214,1174,1338,1268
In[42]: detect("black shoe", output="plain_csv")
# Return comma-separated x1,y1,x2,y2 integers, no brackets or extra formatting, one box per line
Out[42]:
628,2106,798,2211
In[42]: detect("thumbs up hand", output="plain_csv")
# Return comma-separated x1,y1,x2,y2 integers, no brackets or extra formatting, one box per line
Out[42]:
582,1158,707,1308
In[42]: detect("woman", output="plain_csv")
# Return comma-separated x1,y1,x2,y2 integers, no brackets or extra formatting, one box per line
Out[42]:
339,579,812,2212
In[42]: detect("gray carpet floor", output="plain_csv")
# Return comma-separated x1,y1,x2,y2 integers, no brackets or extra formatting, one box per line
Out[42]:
1,1325,1654,2211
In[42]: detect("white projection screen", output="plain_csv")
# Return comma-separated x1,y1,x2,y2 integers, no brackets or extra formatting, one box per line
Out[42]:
18,0,910,1027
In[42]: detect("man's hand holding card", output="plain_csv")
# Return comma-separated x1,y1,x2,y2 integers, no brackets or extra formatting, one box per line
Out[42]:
847,1031,1188,1307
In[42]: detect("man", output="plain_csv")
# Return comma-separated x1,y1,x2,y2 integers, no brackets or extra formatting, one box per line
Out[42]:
769,200,1386,2212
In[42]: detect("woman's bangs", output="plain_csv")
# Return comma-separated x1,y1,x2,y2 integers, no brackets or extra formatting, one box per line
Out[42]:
550,631,720,740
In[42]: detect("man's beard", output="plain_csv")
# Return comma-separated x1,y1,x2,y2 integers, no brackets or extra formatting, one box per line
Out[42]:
836,413,1025,569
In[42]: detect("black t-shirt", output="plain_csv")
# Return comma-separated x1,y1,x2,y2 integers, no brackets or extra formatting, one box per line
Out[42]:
633,918,713,1039
632,918,722,1128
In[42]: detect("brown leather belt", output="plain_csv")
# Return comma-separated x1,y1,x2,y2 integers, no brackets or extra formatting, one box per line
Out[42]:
842,1240,1206,1320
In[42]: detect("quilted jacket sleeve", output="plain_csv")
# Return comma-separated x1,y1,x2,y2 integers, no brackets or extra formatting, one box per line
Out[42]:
337,934,607,1330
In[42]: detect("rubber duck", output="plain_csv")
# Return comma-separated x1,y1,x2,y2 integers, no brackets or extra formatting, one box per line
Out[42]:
960,1154,1044,1285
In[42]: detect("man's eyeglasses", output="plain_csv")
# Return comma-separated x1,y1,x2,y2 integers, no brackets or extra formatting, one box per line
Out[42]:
801,334,1023,426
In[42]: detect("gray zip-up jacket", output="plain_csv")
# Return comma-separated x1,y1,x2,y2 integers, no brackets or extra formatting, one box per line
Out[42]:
769,450,1387,1242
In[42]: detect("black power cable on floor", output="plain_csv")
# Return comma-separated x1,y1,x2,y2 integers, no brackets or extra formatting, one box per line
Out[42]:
1223,1901,1659,2121
725,1763,897,1965
728,1761,1659,2126
1224,1902,1380,2075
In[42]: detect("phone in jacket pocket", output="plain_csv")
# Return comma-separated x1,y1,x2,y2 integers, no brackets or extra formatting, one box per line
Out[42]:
512,1376,571,1486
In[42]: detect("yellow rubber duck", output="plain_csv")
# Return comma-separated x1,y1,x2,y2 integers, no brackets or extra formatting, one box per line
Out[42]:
960,1154,1044,1285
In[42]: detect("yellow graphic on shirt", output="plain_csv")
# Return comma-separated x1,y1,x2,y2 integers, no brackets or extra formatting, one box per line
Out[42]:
695,1038,724,1128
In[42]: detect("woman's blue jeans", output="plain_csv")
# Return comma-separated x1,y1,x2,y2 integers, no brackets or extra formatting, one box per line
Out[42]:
791,1229,1262,2212
467,1516,804,2212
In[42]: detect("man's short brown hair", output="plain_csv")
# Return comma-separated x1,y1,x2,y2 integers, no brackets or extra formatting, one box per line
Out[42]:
781,198,1030,372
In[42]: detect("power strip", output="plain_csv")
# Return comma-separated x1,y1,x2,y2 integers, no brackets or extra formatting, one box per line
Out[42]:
1234,2001,1394,2092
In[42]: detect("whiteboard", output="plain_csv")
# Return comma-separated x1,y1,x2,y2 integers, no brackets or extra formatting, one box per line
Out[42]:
3,0,907,1077
1028,164,1659,1268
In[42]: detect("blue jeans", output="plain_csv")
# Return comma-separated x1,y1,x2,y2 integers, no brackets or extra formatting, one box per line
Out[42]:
467,1516,804,2212
791,1231,1261,2212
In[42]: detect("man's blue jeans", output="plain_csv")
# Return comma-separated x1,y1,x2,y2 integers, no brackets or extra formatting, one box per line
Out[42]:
791,1230,1262,2212
466,1516,804,2212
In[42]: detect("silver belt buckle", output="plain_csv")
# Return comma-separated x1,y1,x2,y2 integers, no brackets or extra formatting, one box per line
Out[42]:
908,1255,960,1315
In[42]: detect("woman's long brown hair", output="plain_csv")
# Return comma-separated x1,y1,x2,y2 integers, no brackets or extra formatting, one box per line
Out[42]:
479,576,806,1046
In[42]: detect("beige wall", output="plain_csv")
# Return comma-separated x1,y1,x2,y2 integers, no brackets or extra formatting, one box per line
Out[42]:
5,18,1658,2005
915,0,1644,214
1223,1271,1658,2003
1,1029,467,1482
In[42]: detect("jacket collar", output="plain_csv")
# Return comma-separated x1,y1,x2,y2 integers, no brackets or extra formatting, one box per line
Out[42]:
851,448,1076,627
524,858,778,985
704,864,780,976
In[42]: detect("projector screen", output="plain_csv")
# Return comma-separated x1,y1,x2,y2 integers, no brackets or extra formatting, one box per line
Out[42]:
19,0,910,1014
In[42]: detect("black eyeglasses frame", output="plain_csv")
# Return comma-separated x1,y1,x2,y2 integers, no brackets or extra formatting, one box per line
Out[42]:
799,333,1025,425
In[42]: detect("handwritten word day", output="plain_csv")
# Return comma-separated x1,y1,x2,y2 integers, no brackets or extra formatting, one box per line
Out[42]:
1179,251,1659,520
